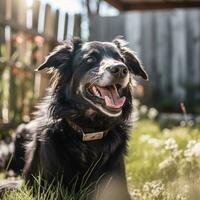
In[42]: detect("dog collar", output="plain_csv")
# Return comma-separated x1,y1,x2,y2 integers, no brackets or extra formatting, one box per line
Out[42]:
66,119,109,141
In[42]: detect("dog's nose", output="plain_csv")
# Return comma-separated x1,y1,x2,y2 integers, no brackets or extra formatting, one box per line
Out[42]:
108,64,128,78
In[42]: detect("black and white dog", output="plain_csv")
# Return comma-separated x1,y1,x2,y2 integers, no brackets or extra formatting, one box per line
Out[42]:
3,37,148,199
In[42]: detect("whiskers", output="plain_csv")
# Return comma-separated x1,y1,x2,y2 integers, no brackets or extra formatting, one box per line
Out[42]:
87,72,101,88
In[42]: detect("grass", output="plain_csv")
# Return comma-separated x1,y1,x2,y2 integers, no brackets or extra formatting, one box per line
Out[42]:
127,119,200,199
2,119,200,199
126,119,200,185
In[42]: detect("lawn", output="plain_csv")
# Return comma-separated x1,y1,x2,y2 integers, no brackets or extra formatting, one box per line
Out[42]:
127,119,200,199
2,118,200,200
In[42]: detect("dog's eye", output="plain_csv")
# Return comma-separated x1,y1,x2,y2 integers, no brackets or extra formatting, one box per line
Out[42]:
113,53,124,62
86,56,97,64
118,57,125,62
115,56,124,63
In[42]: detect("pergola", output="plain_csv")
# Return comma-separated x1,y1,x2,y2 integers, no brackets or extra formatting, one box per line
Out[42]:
105,0,200,10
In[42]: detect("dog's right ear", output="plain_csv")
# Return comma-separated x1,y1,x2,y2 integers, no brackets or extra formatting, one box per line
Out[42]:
36,38,82,71
113,36,148,80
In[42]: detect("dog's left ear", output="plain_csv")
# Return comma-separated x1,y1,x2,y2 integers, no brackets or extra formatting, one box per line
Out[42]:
113,37,148,80
36,38,82,71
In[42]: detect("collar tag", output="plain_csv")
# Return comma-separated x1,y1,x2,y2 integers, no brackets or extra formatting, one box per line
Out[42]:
82,132,104,141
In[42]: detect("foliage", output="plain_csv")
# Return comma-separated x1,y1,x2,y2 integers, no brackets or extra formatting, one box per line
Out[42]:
2,119,200,200
127,119,200,200
0,41,36,129
3,176,92,200
2,103,200,199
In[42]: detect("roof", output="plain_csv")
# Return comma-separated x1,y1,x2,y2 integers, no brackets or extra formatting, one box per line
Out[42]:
105,0,200,10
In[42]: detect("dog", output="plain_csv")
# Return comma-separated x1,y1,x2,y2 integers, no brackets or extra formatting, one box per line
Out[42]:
2,37,148,199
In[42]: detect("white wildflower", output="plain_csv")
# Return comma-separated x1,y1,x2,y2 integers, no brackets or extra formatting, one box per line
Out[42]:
188,120,194,127
159,157,176,171
163,128,171,135
130,189,142,199
173,149,183,159
186,140,197,149
148,138,163,148
174,194,187,200
184,141,200,161
191,142,200,157
143,180,165,198
140,134,151,143
148,107,159,120
143,182,151,193
164,138,178,151
184,149,193,162
132,99,140,108
180,121,186,127
140,105,148,115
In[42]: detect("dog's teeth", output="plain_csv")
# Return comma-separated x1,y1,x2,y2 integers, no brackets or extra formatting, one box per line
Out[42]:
95,90,100,97
96,91,101,97
92,86,97,93
92,86,101,97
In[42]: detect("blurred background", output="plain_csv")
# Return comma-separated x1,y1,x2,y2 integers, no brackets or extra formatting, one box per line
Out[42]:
0,0,200,134
0,1,200,199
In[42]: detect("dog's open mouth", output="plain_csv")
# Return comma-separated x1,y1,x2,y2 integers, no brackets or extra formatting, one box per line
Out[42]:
85,84,126,114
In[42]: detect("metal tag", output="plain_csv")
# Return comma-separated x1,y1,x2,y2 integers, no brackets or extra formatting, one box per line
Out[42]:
82,132,104,141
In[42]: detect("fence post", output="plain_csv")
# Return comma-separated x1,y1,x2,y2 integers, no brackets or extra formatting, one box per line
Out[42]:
73,14,81,37
171,10,187,100
32,0,40,31
64,13,68,39
0,0,6,20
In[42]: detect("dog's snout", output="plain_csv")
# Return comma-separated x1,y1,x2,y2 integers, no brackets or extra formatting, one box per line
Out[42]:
108,64,128,78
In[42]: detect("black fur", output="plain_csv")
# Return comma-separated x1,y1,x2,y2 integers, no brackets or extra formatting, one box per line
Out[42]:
3,37,147,199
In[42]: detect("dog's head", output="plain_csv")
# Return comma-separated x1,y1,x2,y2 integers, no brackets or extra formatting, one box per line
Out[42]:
37,37,147,121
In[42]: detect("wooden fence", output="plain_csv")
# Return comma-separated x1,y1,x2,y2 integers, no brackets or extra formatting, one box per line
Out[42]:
0,0,81,133
90,9,200,110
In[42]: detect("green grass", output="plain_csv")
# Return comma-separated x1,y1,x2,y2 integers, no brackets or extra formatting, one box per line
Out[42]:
126,120,200,186
2,174,95,200
2,180,87,200
2,119,200,199
127,120,165,185
126,119,200,199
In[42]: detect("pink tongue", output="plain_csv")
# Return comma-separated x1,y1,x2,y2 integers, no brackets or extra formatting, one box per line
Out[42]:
96,86,126,109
